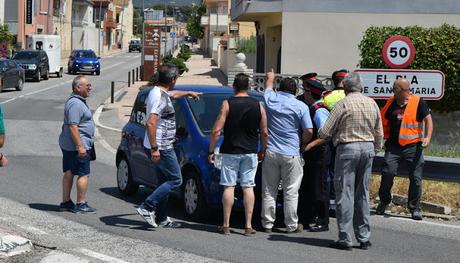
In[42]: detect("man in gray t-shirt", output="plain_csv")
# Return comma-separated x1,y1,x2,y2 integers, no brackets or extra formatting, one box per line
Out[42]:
58,75,96,214
136,63,201,228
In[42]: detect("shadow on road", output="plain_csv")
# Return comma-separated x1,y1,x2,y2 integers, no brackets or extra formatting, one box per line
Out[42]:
29,203,61,212
267,234,334,249
99,213,158,231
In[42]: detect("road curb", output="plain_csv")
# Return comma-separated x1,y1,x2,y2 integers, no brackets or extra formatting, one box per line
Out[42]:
0,228,33,258
392,194,453,215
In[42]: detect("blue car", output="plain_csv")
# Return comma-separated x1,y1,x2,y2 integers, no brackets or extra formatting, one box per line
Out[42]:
116,85,272,219
67,49,101,75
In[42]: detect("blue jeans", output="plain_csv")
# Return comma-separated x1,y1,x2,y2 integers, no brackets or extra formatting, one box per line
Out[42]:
141,148,182,222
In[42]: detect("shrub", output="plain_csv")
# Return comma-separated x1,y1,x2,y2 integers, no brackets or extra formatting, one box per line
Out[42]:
358,24,460,112
236,35,256,54
148,55,189,86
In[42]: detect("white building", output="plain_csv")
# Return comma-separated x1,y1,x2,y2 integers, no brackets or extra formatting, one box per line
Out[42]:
72,0,98,51
231,0,460,75
0,0,4,24
201,0,229,59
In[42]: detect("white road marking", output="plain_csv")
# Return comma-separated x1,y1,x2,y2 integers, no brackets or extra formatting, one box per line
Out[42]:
389,216,460,229
95,127,117,154
78,248,129,263
16,225,48,235
0,80,72,105
40,251,89,263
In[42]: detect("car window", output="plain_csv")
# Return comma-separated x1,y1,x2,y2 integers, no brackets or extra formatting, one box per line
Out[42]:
173,100,187,132
77,51,97,58
13,51,39,60
186,93,264,135
130,91,149,126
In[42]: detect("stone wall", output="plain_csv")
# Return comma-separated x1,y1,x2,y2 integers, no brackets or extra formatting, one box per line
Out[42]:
430,111,460,152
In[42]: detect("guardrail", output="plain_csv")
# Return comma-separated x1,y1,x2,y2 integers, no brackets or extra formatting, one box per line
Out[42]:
373,153,460,182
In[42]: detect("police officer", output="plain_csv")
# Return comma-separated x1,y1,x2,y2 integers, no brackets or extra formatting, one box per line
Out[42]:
297,73,331,232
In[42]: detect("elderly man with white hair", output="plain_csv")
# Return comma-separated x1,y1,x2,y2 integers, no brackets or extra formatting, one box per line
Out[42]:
319,72,383,251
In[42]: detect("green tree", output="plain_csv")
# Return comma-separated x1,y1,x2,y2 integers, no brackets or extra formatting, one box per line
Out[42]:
0,24,14,44
186,3,206,39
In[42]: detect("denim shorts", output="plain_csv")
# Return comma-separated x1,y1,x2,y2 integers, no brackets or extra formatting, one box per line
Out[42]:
62,149,91,176
220,153,258,187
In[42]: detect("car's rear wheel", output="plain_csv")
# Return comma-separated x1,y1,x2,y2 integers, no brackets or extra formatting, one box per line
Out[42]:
117,157,139,196
96,70,100,76
183,171,206,220
16,78,24,91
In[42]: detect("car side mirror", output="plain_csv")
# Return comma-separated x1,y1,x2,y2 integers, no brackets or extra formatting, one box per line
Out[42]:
176,127,188,138
97,57,101,59
69,56,73,59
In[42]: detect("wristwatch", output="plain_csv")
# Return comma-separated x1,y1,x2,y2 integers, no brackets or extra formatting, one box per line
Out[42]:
151,145,159,151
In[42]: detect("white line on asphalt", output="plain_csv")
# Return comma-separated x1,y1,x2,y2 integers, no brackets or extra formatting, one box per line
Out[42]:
40,251,89,263
103,62,124,71
93,102,123,133
95,127,117,154
0,80,73,105
77,248,129,263
17,225,48,235
390,216,460,229
25,80,72,96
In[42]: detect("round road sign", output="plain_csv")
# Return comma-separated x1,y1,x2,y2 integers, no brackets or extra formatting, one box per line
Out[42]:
382,35,415,69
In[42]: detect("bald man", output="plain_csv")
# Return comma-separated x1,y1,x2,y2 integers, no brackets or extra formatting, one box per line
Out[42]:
377,78,433,221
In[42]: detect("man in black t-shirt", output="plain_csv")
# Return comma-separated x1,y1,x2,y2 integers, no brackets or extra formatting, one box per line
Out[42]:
209,73,268,236
377,78,433,221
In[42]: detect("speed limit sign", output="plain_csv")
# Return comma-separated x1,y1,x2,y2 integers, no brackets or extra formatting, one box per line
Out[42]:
382,35,416,69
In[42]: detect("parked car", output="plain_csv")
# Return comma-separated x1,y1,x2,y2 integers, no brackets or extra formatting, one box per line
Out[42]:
12,50,50,82
68,49,101,75
116,85,275,220
128,40,141,52
0,58,25,92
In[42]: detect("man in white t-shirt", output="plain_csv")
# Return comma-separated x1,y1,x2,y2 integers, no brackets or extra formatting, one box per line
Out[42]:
136,64,201,228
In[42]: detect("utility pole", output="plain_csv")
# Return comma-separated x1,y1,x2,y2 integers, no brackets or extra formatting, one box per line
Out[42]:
163,0,167,56
141,0,145,67
98,1,102,56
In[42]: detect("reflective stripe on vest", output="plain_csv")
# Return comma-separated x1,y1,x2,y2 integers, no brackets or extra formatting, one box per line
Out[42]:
401,123,423,129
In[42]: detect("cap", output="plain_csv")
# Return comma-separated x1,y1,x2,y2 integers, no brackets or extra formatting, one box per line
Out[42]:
304,79,325,96
300,72,318,81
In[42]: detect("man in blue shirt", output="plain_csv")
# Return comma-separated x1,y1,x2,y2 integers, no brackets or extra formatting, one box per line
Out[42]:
261,69,313,233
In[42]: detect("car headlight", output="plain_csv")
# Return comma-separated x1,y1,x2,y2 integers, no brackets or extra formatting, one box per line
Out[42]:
75,60,81,64
29,64,37,70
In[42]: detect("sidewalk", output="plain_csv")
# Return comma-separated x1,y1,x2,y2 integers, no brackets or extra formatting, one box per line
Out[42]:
98,46,227,131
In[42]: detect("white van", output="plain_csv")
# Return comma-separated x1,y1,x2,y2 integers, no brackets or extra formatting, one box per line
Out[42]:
26,35,63,77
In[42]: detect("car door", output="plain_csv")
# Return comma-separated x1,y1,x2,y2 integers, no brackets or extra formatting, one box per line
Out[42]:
172,99,189,165
128,92,159,187
7,61,19,87
3,61,15,88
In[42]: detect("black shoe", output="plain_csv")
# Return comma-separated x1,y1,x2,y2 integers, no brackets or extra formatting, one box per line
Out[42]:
309,224,329,232
329,241,352,251
359,241,372,250
375,202,387,215
411,210,423,221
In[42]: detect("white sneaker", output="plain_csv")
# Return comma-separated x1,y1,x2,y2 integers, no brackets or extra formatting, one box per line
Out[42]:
158,217,181,228
136,207,158,228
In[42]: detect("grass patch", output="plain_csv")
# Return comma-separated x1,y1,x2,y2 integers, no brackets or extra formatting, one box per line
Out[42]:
370,175,460,218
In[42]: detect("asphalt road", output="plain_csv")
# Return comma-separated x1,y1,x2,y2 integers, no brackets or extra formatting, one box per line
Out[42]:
0,52,459,263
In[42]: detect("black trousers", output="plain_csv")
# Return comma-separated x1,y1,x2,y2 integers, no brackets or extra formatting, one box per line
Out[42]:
379,142,424,211
298,144,331,225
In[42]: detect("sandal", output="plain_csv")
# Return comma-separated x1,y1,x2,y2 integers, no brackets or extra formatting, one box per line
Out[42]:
244,228,256,236
218,226,230,235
